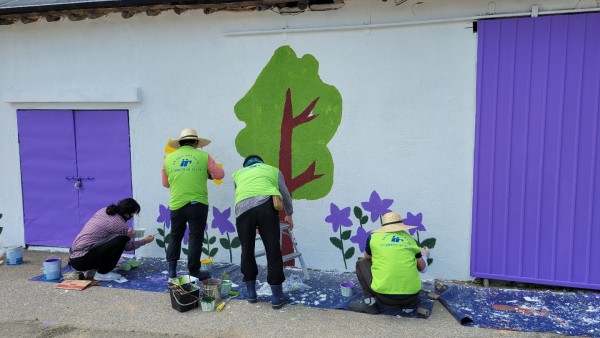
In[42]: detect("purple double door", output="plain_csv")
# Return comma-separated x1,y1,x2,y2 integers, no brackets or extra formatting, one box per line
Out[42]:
17,110,132,247
472,14,600,290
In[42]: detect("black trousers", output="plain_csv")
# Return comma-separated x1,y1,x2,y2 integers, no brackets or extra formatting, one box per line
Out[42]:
236,198,285,285
69,235,129,274
167,202,208,273
356,258,419,306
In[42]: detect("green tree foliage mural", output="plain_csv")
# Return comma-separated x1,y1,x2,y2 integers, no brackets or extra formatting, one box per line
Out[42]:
234,45,343,200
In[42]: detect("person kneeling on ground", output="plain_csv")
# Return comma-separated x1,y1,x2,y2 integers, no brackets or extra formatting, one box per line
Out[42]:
69,198,154,281
232,155,294,309
349,211,429,315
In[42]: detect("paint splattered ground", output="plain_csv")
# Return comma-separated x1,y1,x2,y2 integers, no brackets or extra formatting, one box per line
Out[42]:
31,257,434,319
437,283,600,337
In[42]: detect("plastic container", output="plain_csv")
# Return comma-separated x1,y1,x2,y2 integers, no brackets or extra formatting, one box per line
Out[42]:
169,283,200,312
43,257,62,281
340,282,354,297
133,228,145,238
220,279,232,294
201,295,215,312
6,245,23,265
200,258,213,270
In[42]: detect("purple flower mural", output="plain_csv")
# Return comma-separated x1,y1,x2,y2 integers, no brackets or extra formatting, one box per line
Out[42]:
361,191,393,223
404,212,426,235
210,207,239,263
325,203,353,232
155,204,171,255
156,204,170,228
211,207,236,235
325,190,438,269
326,203,355,269
350,227,371,253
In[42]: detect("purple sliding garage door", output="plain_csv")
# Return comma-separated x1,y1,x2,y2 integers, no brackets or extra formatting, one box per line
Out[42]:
17,110,132,247
471,14,600,290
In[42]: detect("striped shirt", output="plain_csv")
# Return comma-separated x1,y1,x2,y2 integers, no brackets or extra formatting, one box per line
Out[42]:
69,208,145,259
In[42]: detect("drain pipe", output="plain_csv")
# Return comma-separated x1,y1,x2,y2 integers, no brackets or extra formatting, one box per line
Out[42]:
224,6,600,36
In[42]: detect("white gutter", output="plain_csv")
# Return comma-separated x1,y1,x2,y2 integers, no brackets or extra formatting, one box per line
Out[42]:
224,6,600,37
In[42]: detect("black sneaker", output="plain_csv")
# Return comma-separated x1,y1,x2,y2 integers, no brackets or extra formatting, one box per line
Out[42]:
349,300,380,315
190,270,211,281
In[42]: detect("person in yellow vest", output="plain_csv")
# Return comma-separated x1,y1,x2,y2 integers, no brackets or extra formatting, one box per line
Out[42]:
232,155,294,309
349,211,430,314
162,128,224,280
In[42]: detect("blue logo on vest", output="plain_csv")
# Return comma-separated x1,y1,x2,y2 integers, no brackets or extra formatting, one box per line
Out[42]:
180,159,192,167
391,236,401,243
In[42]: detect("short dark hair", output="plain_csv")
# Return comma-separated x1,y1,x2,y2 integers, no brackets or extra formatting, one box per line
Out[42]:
106,198,141,218
243,155,264,167
179,139,198,147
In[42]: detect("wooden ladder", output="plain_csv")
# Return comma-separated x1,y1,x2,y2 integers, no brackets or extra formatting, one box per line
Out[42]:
255,222,310,280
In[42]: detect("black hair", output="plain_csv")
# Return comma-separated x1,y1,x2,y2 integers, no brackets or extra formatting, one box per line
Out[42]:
179,139,198,147
243,155,264,167
106,198,141,219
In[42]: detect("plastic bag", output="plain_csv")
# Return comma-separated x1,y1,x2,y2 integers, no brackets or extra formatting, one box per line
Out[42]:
255,275,312,296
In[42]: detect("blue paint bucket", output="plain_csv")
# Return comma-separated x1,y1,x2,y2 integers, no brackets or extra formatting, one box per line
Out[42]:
6,245,23,265
43,257,62,281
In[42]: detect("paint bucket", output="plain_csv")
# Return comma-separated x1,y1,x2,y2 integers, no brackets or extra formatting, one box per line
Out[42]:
201,295,215,312
340,282,354,297
43,257,62,281
220,279,232,294
201,278,222,303
6,245,23,265
200,258,212,270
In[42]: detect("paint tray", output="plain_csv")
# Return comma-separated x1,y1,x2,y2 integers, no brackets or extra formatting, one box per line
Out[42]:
169,283,200,312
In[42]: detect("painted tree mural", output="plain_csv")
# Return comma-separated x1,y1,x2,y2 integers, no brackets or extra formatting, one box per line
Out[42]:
234,45,343,261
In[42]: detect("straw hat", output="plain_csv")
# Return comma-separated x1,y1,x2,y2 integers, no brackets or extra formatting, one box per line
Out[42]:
168,128,211,149
372,212,417,233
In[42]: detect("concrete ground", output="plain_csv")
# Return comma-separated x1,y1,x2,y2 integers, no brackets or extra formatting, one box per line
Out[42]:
0,251,563,338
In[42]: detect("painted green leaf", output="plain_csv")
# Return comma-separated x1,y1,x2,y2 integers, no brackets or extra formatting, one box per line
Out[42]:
182,247,188,255
164,233,171,243
353,206,362,219
157,228,165,236
202,247,209,255
203,236,208,244
329,237,342,250
0,213,3,219
231,237,241,249
344,247,355,260
421,238,437,249
234,45,342,200
0,227,3,236
209,236,217,245
427,258,433,266
220,238,231,250
156,239,165,248
341,230,352,240
209,248,218,257
360,216,368,225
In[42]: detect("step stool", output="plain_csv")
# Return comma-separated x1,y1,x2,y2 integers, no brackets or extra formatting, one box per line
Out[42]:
255,222,310,280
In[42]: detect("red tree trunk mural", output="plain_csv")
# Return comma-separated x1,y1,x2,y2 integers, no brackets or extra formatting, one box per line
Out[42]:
279,88,323,265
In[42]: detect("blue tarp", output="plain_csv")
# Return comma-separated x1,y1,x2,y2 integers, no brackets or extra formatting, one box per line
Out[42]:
31,257,434,319
438,283,600,337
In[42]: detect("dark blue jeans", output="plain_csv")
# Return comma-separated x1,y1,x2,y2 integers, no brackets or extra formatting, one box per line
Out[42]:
167,202,208,273
236,198,285,285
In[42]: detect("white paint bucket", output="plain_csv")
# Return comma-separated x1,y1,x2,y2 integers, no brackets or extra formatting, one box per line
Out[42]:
6,245,23,265
43,257,62,281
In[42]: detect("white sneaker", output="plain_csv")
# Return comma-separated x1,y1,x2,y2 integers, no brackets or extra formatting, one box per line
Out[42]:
93,271,122,281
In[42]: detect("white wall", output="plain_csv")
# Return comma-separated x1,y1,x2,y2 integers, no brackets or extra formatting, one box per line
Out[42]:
1,0,588,280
